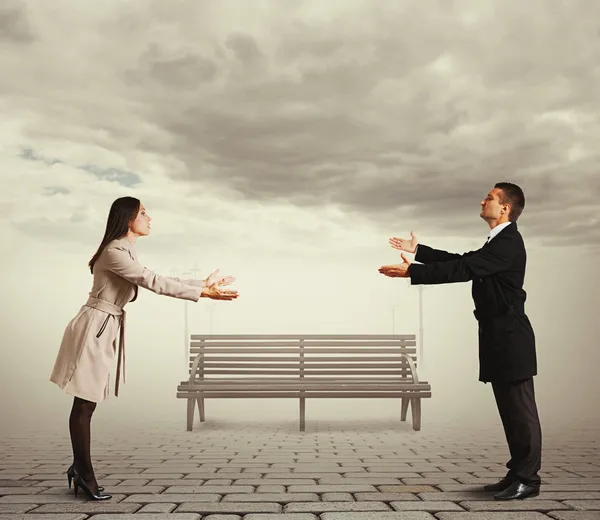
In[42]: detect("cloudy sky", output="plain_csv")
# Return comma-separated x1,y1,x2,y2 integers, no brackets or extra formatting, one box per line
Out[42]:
1,0,599,434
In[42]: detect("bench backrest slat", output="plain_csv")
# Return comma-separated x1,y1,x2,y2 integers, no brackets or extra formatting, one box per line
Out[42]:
188,335,418,381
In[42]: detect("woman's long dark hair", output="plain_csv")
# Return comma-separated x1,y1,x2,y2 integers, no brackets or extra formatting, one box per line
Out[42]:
89,196,140,273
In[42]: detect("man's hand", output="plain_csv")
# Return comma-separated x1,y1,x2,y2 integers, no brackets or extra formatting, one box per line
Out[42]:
379,253,412,278
389,231,418,254
204,268,236,288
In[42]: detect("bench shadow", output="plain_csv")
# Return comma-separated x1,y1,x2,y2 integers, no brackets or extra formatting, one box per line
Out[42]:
192,417,425,434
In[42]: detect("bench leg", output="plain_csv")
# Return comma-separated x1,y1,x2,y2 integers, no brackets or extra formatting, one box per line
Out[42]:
411,397,421,431
400,397,410,421
186,397,195,431
299,397,306,432
197,397,205,422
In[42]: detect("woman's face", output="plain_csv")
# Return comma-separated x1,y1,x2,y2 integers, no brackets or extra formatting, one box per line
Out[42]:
129,203,151,237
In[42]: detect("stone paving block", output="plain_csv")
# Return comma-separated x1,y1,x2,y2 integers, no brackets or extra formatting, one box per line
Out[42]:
548,513,600,520
561,500,600,510
163,485,254,494
0,494,126,503
0,505,37,513
243,515,318,520
0,482,32,488
345,473,424,479
262,473,320,479
149,480,207,486
355,493,420,502
322,492,354,501
390,498,470,513
95,468,144,474
320,513,437,519
459,499,571,511
122,493,222,503
401,478,461,485
42,486,166,495
436,514,552,519
256,486,286,493
116,479,150,485
30,502,141,514
235,479,314,486
377,486,438,493
186,473,263,479
85,515,202,519
33,480,121,488
110,473,184,480
243,492,322,503
417,492,493,501
137,503,177,513
0,515,88,520
203,515,242,520
288,484,378,493
284,501,392,513
0,488,46,495
175,502,282,514
319,478,405,485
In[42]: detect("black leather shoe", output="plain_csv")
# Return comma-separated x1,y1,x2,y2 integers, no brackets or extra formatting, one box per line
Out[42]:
494,480,540,500
483,476,514,492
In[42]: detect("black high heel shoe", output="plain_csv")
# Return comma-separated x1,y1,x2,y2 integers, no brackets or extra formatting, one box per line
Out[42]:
73,473,112,500
67,466,103,492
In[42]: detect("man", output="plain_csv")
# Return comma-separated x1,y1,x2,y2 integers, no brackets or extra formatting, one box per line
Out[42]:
379,182,542,501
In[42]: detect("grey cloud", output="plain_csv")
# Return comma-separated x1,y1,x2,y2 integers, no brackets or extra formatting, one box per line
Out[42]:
0,1,35,44
127,43,219,89
16,148,140,188
44,186,69,196
19,147,62,166
79,165,140,188
225,33,263,66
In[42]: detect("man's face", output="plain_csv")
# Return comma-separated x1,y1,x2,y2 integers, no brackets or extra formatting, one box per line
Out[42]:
480,188,507,221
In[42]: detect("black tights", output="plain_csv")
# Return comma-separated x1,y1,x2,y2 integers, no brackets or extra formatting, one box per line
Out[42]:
69,397,98,492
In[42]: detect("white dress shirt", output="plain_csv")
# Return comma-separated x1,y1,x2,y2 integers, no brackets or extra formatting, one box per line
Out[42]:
486,221,512,244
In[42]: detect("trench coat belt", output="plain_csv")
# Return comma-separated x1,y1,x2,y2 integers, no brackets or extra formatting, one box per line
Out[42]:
84,296,126,397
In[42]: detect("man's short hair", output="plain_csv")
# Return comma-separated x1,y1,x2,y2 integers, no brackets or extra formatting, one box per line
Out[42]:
494,182,525,222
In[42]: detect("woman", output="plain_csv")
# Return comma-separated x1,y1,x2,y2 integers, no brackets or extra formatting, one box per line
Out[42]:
49,196,238,501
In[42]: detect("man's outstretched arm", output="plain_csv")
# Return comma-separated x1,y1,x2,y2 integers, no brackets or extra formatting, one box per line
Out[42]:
409,235,517,285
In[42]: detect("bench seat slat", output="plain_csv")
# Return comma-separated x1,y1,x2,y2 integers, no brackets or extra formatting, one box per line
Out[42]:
191,334,416,341
177,391,431,399
194,362,414,369
179,384,428,390
190,348,417,354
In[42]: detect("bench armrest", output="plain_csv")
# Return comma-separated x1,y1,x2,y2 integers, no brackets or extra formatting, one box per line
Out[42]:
398,354,420,384
189,352,203,382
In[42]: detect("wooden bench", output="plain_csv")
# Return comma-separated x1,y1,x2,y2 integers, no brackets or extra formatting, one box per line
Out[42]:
176,334,431,432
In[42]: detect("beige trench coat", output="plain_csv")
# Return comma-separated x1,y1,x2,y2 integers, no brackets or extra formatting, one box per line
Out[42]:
50,236,204,403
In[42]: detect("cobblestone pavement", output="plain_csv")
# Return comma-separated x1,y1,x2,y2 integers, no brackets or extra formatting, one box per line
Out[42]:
1,417,599,520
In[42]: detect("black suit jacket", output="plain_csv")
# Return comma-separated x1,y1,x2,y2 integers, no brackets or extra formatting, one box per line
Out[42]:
408,222,537,383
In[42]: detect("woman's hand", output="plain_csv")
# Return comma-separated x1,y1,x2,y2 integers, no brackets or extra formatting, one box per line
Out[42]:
204,268,236,288
201,283,238,300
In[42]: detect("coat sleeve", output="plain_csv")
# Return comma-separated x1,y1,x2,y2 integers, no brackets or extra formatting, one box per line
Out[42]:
415,244,478,263
167,276,207,288
409,235,517,285
103,245,204,301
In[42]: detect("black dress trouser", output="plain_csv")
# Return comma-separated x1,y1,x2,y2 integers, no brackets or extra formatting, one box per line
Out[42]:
491,377,542,486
